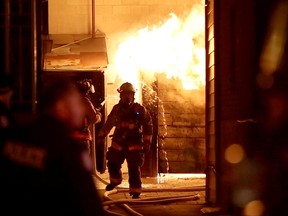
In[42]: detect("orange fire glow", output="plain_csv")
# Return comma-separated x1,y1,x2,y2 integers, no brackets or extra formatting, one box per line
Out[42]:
114,4,205,90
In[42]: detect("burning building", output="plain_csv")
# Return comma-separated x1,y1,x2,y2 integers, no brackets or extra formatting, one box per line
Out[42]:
44,0,206,176
2,0,285,215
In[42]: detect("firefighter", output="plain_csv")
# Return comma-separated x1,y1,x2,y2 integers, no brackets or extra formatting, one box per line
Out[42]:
0,78,104,216
73,79,102,155
97,82,153,199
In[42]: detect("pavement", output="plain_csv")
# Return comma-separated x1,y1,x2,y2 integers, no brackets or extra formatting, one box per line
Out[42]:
93,172,228,216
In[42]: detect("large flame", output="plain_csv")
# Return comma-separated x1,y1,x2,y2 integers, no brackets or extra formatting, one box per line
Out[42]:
114,3,205,90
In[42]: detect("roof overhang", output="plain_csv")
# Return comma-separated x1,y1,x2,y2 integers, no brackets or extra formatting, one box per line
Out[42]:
43,32,108,70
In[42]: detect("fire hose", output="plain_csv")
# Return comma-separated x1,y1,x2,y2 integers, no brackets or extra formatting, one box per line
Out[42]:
94,173,205,216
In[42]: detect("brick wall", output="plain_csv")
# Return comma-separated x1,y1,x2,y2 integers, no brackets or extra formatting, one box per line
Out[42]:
156,74,205,173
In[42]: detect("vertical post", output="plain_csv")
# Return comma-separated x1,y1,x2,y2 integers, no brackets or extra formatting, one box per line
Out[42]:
5,0,10,75
91,124,97,175
31,0,42,113
92,0,96,38
32,0,37,113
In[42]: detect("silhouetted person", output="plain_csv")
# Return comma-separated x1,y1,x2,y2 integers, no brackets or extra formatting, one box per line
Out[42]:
0,78,104,216
73,79,102,155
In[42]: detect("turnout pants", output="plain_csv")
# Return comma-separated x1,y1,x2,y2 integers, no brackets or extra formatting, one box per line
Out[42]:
106,146,145,193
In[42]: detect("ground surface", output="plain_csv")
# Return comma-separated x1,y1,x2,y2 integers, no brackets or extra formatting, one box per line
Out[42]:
93,173,227,216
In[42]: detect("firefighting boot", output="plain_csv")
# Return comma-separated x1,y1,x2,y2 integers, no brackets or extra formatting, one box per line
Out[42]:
129,192,140,199
105,183,118,191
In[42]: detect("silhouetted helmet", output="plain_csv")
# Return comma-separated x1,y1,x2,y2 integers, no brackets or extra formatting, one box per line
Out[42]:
117,82,136,93
76,79,95,95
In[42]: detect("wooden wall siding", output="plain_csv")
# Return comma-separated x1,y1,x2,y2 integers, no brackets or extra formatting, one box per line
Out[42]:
216,0,256,210
157,74,206,173
205,0,217,204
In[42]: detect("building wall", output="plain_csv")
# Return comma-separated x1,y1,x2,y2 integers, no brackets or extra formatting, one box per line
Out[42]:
49,0,200,35
215,0,257,211
205,0,216,203
157,74,205,173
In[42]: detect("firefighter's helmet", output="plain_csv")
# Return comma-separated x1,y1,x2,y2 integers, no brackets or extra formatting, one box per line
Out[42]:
117,82,136,93
76,79,95,95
